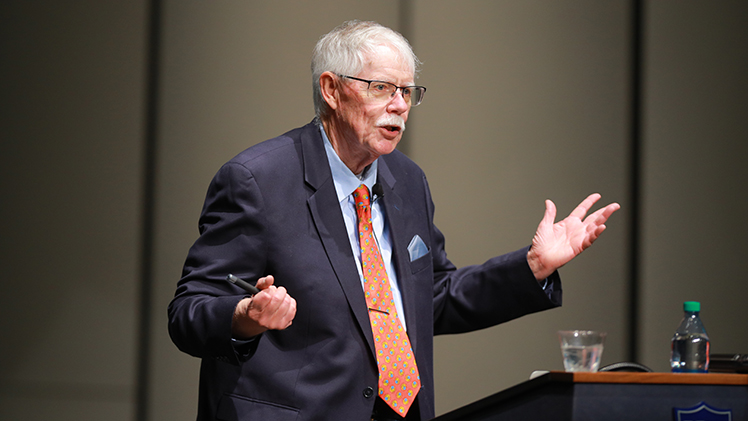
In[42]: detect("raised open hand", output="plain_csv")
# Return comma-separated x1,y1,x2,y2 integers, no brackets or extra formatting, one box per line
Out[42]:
527,193,620,280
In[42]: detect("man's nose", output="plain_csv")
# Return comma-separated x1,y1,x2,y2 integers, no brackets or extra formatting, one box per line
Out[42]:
387,89,410,113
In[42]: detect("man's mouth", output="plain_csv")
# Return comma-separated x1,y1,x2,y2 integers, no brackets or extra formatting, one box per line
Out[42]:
376,115,406,136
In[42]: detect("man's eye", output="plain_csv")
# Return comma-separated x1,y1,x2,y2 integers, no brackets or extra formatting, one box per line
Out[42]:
372,83,388,91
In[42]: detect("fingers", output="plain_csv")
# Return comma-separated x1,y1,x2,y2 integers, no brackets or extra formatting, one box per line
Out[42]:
232,275,297,338
255,274,275,290
582,202,620,247
262,286,297,329
569,193,602,219
584,202,621,226
602,202,621,219
567,193,620,226
257,278,297,323
582,223,607,248
251,283,296,330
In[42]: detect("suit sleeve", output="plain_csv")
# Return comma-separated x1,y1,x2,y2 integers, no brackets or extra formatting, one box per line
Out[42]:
167,161,268,363
421,175,563,335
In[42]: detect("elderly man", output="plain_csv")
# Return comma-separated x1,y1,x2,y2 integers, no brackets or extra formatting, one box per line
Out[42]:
168,20,619,421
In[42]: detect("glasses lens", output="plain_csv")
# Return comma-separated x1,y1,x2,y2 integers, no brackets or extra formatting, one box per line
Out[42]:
369,82,397,99
410,87,425,106
365,79,426,107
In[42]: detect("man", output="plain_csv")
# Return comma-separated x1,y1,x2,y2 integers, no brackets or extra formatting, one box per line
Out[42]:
168,20,619,421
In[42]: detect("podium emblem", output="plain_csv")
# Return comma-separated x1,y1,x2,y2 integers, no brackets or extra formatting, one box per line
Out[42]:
673,402,732,421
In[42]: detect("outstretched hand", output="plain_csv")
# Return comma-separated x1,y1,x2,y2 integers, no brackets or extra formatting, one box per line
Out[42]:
527,193,620,280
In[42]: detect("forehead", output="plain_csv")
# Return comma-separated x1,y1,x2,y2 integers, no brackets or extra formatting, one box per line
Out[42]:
359,44,414,83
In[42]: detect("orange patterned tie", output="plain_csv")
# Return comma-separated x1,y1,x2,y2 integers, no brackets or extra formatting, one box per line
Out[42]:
353,184,420,416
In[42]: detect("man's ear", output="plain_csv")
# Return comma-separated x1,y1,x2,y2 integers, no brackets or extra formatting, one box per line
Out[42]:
319,72,340,111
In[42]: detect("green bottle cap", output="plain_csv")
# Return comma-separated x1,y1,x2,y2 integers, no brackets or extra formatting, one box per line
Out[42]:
683,301,701,312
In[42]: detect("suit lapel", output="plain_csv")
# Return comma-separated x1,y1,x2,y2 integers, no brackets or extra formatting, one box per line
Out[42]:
301,123,375,352
377,157,421,352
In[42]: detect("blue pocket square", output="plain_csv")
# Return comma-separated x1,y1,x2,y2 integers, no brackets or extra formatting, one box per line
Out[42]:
407,234,429,262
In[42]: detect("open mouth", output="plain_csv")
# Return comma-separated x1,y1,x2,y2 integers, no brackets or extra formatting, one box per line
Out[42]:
376,115,405,136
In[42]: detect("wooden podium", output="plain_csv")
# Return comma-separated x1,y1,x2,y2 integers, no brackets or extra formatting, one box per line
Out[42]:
432,372,748,420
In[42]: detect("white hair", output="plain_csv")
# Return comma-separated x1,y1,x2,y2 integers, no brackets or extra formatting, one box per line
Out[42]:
311,20,421,119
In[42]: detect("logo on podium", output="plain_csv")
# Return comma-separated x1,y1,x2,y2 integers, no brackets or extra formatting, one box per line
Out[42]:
673,402,732,421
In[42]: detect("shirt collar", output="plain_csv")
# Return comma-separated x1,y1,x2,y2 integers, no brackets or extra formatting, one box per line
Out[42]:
320,123,378,203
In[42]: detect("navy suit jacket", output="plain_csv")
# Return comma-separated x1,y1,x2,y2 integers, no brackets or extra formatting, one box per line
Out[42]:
168,120,562,421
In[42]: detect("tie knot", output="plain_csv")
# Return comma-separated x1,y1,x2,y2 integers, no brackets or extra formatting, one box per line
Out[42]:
353,184,371,209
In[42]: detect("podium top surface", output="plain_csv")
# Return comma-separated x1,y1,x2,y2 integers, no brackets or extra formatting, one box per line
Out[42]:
547,371,748,385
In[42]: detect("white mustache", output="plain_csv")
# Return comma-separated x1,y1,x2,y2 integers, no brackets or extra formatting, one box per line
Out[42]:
376,115,406,132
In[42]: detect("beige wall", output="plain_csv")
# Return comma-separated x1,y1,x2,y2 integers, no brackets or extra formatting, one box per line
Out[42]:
0,1,148,420
1,1,746,420
411,1,630,411
639,1,748,372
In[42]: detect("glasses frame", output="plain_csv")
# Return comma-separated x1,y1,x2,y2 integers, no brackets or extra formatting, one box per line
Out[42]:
337,74,426,107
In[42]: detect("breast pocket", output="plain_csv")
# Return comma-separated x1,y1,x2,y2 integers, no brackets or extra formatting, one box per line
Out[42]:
409,250,432,275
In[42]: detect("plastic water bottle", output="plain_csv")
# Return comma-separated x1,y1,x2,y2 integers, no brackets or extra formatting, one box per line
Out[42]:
670,301,710,372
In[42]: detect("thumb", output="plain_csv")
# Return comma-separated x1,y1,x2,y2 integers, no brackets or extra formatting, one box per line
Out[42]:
542,199,557,227
255,275,275,291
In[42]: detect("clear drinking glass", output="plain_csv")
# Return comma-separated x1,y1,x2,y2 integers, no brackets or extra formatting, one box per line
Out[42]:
558,330,606,372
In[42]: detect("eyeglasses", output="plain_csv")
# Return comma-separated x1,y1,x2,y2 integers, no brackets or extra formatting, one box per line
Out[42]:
338,75,426,107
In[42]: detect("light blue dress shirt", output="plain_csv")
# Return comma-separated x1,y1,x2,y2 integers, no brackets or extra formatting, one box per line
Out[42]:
320,125,408,329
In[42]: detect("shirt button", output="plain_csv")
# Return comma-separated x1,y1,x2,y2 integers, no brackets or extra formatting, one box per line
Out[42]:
363,387,375,398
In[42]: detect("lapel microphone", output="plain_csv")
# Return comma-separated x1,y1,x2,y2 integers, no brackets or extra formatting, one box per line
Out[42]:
372,183,384,200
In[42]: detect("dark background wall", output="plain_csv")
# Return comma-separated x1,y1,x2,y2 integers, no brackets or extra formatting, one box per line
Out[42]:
1,1,746,420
